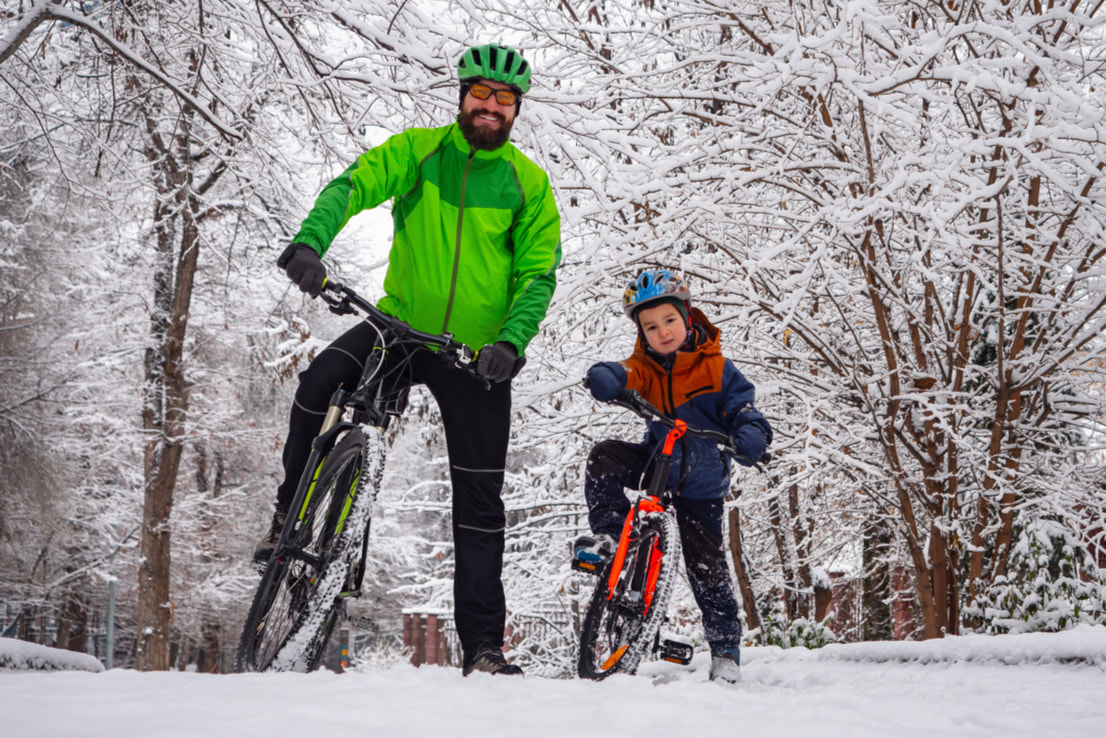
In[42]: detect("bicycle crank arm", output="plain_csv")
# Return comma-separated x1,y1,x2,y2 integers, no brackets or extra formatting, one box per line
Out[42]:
276,546,325,571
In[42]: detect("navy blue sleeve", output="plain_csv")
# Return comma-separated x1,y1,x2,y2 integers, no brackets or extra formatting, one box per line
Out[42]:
719,360,772,464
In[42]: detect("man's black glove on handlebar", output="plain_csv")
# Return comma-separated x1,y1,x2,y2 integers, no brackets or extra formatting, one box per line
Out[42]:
278,243,326,297
477,341,519,383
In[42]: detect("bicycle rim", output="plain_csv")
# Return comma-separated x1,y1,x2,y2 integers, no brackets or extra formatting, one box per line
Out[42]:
577,511,680,679
235,428,381,672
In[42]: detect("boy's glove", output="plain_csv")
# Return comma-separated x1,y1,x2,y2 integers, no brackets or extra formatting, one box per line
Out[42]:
585,363,625,402
731,425,768,467
278,243,326,297
477,342,518,383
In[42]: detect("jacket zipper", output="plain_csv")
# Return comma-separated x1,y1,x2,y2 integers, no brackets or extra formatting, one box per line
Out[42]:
663,359,686,495
443,149,475,334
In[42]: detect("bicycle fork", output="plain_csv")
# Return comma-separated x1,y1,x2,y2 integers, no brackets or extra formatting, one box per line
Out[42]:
604,420,694,666
606,419,686,601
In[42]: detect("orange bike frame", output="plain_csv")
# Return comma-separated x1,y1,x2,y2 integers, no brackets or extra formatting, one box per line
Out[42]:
605,421,687,611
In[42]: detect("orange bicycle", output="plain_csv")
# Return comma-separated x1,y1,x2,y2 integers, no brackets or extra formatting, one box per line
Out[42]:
575,389,766,680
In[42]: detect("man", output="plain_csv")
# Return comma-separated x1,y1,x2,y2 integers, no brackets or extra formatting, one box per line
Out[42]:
257,43,561,676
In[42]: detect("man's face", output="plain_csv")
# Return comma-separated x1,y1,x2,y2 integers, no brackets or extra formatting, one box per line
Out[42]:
458,79,518,151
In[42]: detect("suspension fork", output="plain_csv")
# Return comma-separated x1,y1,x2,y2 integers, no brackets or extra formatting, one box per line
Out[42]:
606,421,687,603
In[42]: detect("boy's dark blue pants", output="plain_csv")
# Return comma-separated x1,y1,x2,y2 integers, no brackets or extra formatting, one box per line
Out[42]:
277,320,510,664
585,439,743,653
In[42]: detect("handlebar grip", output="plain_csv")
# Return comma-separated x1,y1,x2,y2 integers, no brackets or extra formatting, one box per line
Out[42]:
615,388,637,403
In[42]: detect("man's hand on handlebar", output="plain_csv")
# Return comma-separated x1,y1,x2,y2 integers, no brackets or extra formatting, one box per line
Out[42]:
278,243,326,297
476,341,519,383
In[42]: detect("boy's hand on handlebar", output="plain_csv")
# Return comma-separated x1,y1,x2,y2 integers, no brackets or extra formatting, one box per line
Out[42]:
476,341,518,383
730,425,769,468
585,363,626,402
278,243,326,297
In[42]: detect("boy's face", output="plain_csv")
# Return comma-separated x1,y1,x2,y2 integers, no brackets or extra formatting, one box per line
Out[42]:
637,302,687,356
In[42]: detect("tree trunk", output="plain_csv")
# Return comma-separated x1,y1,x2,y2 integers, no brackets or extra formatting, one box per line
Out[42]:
788,480,815,619
195,444,225,674
54,590,88,653
197,621,222,674
861,520,893,641
134,139,201,670
727,505,762,640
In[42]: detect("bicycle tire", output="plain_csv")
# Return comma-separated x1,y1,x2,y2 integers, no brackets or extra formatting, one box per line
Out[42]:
234,427,384,672
577,510,680,680
290,426,386,671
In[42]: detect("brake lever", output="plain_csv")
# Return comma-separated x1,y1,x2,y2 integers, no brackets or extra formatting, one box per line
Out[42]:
457,346,491,390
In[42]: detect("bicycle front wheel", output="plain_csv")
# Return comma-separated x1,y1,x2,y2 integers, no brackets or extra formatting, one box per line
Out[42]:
235,427,385,672
577,511,680,680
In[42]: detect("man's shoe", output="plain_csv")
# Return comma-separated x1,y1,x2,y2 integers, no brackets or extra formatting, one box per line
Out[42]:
252,510,287,566
462,644,523,676
571,533,617,573
709,647,742,683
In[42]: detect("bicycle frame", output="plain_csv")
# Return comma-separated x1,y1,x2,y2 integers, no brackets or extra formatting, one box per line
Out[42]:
605,420,686,613
274,280,485,570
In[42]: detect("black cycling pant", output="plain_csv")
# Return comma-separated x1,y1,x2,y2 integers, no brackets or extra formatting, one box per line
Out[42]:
585,438,743,653
276,320,511,660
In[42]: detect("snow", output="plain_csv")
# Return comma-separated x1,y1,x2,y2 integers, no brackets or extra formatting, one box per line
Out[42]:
0,638,103,673
3,628,1105,737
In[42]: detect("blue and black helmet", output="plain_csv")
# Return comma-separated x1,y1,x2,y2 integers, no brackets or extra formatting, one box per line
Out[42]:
622,269,692,319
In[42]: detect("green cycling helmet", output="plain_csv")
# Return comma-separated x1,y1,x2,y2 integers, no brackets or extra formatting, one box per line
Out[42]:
457,43,531,94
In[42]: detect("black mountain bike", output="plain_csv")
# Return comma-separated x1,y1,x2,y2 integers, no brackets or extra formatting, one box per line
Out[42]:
575,389,767,680
234,280,488,672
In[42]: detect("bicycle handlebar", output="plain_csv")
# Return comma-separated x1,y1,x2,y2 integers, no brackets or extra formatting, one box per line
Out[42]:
607,389,771,471
319,279,487,386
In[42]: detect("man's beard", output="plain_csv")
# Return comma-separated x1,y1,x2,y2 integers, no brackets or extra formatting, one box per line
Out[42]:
458,107,514,151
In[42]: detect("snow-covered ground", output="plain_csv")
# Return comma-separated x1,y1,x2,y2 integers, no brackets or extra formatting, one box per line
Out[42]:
2,628,1105,737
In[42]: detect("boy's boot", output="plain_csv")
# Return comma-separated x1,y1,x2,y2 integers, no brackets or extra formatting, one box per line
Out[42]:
709,647,742,683
571,533,617,568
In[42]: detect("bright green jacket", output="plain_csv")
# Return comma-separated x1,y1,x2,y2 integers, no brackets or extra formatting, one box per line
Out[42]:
292,122,561,356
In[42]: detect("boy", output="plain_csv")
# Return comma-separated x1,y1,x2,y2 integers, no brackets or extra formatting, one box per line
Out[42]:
575,269,772,683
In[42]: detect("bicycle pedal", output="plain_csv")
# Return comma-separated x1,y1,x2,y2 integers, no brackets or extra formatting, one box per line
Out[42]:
572,559,601,575
659,638,694,665
345,614,375,630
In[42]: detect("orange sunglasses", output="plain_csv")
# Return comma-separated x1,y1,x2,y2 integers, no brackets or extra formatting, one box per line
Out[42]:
468,83,519,107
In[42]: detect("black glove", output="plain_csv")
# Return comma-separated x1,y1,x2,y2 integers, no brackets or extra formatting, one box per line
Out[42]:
277,243,326,297
477,341,518,383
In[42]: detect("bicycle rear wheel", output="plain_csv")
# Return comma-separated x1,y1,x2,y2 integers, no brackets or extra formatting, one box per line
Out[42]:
577,511,680,680
234,427,385,672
